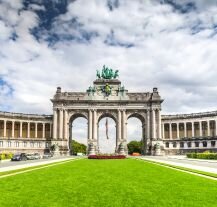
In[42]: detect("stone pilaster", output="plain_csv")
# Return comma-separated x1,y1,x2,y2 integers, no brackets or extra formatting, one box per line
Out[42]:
177,123,180,139
158,109,162,139
64,110,68,139
142,123,146,155
42,123,45,138
20,122,22,138
122,109,127,140
215,120,217,136
3,120,6,137
50,123,52,138
207,120,210,136
118,109,122,141
92,109,97,140
35,122,38,138
27,122,30,138
12,121,15,138
162,123,165,139
152,109,156,139
146,109,150,140
59,109,63,139
199,121,202,137
88,109,92,140
169,122,172,139
53,109,57,139
184,122,187,137
192,122,194,137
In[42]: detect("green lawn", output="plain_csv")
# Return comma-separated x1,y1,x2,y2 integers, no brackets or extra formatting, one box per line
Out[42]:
0,159,217,207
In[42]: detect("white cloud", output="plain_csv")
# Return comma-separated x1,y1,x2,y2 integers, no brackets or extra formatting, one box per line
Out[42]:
0,0,217,123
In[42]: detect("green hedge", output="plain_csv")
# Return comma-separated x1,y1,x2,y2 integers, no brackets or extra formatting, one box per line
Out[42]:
187,152,217,160
0,153,13,160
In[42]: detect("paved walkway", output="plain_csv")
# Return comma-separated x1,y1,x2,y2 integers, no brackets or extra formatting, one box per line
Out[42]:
0,156,78,172
139,156,217,174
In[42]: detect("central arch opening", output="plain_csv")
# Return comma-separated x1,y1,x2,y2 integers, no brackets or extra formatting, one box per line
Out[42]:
98,114,117,154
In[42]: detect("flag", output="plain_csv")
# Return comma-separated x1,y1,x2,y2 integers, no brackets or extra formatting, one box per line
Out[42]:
105,118,109,139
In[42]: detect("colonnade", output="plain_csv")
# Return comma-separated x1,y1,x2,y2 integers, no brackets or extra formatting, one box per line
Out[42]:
53,109,68,139
162,119,217,139
0,119,52,139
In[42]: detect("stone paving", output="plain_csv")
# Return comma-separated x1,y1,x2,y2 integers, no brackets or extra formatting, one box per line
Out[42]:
139,156,217,174
0,156,78,172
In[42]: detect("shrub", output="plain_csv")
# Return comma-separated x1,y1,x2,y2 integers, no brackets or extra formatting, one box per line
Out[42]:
0,154,6,160
88,155,126,159
187,152,217,160
5,152,13,159
0,152,13,160
127,140,142,154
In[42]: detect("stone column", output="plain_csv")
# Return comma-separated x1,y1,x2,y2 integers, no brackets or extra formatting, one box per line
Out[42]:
199,121,202,137
27,122,30,138
158,109,162,139
162,123,165,139
192,122,195,138
50,123,52,138
122,110,127,140
20,122,22,138
207,120,210,136
215,120,217,136
142,123,146,154
64,110,68,139
152,109,156,139
59,109,63,139
53,109,57,139
12,121,15,138
169,123,172,140
92,109,97,140
118,109,122,140
42,123,45,138
146,110,150,140
88,109,92,140
177,123,180,139
184,122,187,137
3,120,6,137
35,122,38,138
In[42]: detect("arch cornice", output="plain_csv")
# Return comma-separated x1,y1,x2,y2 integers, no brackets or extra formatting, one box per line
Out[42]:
68,110,88,122
126,110,146,124
97,109,118,123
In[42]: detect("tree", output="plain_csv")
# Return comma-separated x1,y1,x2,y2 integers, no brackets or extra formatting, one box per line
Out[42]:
127,140,142,154
71,140,87,155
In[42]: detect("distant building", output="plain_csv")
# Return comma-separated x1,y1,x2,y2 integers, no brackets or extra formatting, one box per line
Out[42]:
0,69,216,155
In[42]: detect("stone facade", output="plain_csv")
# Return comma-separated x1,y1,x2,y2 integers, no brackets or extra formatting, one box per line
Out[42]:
51,78,163,155
0,76,216,156
0,111,52,154
162,111,217,155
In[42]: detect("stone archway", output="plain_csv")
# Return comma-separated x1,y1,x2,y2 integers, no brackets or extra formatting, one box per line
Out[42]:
127,112,146,154
68,112,88,155
97,111,118,154
51,68,163,155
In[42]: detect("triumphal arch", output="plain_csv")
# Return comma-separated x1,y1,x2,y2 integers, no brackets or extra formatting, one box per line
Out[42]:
51,66,163,155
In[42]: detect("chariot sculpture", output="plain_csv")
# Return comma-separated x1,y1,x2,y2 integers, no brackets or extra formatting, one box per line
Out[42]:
97,65,119,79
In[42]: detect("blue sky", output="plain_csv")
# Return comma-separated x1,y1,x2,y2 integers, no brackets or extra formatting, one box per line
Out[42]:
1,0,217,114
1,0,217,151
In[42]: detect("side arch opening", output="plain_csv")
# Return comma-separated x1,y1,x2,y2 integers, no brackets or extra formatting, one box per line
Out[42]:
69,114,88,155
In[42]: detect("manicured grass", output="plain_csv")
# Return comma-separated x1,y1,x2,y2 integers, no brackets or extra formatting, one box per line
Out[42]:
0,159,217,207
